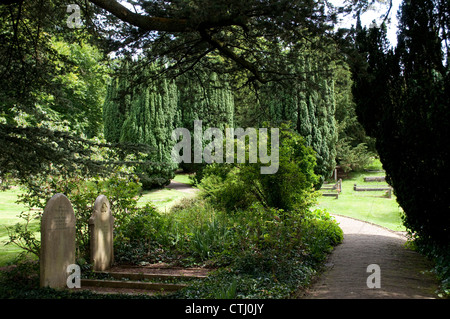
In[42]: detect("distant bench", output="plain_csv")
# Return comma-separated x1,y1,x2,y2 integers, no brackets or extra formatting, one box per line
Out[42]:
320,179,342,199
353,184,392,198
364,176,386,182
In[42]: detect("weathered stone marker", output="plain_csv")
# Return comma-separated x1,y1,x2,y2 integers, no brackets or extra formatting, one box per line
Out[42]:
89,195,114,271
40,193,76,289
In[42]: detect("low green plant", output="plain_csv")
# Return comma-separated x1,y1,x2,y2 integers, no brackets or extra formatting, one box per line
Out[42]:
213,278,238,299
198,164,251,212
300,209,344,262
173,207,343,299
410,237,450,298
336,141,374,172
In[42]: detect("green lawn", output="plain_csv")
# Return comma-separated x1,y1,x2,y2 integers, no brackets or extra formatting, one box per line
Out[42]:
137,186,197,213
172,173,195,185
0,187,30,266
317,167,406,232
138,173,197,212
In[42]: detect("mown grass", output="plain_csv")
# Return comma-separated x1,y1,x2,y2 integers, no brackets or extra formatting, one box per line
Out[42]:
316,160,406,232
0,187,30,266
137,184,197,213
172,173,194,185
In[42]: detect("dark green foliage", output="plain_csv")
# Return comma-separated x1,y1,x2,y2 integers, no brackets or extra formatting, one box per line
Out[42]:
177,72,234,131
103,63,180,188
176,71,235,173
0,1,144,183
333,64,375,172
257,57,338,185
97,0,338,85
114,204,170,264
103,64,235,187
198,164,252,212
103,76,127,143
351,0,450,246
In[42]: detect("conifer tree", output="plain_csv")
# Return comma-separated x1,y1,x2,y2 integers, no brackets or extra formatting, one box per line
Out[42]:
257,55,337,185
177,71,234,131
351,0,450,245
103,63,180,188
176,70,234,173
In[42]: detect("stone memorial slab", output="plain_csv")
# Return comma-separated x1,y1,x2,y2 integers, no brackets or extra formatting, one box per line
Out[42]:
89,195,114,271
40,193,76,289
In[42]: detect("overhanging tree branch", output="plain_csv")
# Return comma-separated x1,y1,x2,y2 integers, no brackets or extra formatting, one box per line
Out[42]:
199,29,268,83
88,0,249,32
88,0,267,82
88,0,190,32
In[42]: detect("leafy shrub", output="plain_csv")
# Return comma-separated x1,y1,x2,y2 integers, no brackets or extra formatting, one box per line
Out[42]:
243,124,319,211
198,164,252,211
300,209,344,262
169,198,237,264
136,162,175,189
336,141,374,172
113,203,192,264
198,124,319,212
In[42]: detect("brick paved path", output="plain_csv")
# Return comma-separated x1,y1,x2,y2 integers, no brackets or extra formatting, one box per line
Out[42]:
302,215,440,299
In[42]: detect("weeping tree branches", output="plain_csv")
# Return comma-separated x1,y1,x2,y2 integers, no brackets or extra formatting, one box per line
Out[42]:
0,123,151,183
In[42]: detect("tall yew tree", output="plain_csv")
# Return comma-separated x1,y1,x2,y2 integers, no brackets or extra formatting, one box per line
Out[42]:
103,63,180,189
352,0,450,246
253,47,338,185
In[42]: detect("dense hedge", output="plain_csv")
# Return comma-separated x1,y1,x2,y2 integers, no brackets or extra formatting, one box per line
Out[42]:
351,2,450,247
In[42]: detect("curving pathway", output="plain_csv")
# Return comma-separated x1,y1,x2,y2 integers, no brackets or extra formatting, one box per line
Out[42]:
165,180,199,194
302,214,440,299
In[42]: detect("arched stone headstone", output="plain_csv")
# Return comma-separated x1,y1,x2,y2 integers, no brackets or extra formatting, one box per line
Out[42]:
89,195,114,271
40,193,76,289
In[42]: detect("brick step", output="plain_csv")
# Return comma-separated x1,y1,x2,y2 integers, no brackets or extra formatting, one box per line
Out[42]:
92,270,207,281
81,278,188,292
